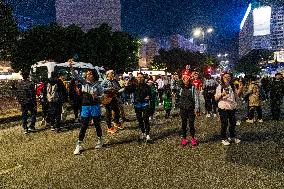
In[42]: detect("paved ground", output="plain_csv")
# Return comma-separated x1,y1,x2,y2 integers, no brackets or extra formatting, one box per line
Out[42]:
0,103,283,189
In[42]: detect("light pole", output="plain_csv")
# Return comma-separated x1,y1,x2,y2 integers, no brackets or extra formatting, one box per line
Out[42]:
217,53,230,71
192,27,213,53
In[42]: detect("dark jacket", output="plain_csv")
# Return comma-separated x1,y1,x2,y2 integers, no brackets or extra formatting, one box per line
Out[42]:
268,78,284,101
46,78,68,103
15,80,36,105
179,83,196,110
126,82,151,107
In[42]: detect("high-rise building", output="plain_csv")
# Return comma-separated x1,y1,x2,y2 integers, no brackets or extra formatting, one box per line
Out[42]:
55,0,121,31
239,2,284,57
139,34,200,68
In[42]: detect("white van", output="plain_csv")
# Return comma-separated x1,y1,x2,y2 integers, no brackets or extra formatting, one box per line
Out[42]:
31,61,105,82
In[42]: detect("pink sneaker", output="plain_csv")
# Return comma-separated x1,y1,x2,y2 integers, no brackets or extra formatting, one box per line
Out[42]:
191,138,198,146
181,138,188,146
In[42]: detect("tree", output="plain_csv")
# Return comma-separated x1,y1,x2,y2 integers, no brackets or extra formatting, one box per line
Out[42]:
235,49,274,75
151,48,217,74
0,2,19,60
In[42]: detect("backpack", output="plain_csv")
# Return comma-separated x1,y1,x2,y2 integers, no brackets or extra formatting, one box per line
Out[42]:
16,81,34,104
47,83,60,102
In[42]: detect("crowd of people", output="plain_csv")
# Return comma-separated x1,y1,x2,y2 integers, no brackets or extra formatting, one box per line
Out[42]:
12,61,284,154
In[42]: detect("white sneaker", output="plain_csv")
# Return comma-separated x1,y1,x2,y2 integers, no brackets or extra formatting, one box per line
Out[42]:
74,144,83,155
149,116,152,121
139,133,146,140
146,135,151,141
258,119,263,123
246,119,254,124
221,139,230,146
228,138,241,144
95,137,104,149
206,113,211,118
236,120,241,126
213,113,217,118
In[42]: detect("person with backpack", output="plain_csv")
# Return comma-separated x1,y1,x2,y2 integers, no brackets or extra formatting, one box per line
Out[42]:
15,71,37,134
68,60,104,155
215,72,243,146
179,71,199,147
46,73,68,132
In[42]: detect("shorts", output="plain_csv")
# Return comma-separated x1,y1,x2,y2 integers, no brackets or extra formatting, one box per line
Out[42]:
81,105,101,118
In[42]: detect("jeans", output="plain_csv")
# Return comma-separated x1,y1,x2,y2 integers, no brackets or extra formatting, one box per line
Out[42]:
21,102,37,130
180,108,195,138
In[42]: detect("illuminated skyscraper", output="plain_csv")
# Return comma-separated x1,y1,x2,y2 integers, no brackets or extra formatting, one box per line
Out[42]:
239,3,284,57
55,0,121,31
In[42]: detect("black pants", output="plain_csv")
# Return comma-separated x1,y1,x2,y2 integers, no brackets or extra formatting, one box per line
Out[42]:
219,109,236,139
79,117,102,141
72,100,82,119
248,106,262,120
21,102,37,130
180,108,195,138
48,102,63,128
135,108,150,135
204,93,217,113
270,99,282,120
157,89,164,103
105,98,120,129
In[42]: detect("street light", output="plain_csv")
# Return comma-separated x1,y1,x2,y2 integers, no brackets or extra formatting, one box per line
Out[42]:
192,27,214,53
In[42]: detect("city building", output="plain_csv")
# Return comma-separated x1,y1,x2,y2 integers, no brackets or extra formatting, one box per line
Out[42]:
239,2,284,57
55,0,121,32
139,34,200,68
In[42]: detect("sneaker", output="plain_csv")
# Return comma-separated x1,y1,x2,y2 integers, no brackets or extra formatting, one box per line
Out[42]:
228,138,241,144
24,129,29,134
221,139,230,146
114,123,124,130
50,126,55,131
181,138,188,146
73,144,83,155
107,127,117,134
40,119,46,127
246,119,254,124
236,120,241,126
146,135,153,143
149,116,152,121
213,113,217,118
139,133,146,140
28,127,37,132
191,138,198,146
206,113,211,118
258,119,263,123
95,138,104,149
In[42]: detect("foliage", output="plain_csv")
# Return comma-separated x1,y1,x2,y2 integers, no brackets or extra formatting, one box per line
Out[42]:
235,49,274,75
151,48,218,74
11,23,139,73
0,2,19,60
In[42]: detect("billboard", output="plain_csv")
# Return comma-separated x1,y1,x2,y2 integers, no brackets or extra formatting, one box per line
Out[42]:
253,6,272,36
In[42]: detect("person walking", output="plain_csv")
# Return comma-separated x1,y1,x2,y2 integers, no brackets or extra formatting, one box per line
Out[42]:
125,73,152,142
68,60,104,155
14,71,37,134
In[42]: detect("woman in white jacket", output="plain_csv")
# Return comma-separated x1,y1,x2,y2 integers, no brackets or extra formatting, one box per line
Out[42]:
215,72,243,146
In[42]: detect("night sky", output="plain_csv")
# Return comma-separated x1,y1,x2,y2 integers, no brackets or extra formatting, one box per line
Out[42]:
6,0,250,56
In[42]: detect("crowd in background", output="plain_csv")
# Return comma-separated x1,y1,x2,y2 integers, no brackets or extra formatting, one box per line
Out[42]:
11,62,284,154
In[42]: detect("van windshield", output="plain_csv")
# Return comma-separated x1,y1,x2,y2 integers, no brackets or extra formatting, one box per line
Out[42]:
54,66,99,81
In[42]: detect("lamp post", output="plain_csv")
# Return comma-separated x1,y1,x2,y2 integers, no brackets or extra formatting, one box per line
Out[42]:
192,27,213,53
217,53,230,71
